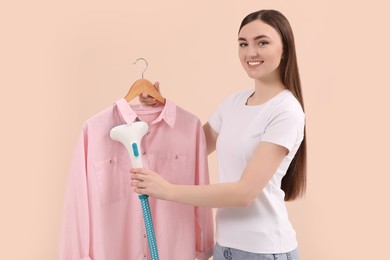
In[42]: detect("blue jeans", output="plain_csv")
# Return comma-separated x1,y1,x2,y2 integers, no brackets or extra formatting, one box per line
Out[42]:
213,243,300,260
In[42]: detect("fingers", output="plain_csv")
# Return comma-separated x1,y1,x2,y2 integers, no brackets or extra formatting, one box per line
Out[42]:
129,168,165,198
130,168,149,177
130,173,145,184
130,174,148,195
138,81,161,106
139,95,157,106
130,168,149,194
132,184,147,195
131,179,146,190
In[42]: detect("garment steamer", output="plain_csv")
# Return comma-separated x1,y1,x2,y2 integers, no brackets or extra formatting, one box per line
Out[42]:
110,121,159,260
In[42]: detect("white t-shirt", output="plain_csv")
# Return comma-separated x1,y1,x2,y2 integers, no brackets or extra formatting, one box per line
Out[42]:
208,89,305,254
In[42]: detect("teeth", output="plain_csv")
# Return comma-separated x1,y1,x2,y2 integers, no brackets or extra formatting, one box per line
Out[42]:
248,61,261,66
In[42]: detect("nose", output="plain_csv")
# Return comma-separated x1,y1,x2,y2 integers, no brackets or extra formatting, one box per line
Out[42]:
247,45,258,58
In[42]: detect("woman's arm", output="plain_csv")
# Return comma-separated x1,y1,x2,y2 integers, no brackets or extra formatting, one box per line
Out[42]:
203,122,218,155
130,141,287,208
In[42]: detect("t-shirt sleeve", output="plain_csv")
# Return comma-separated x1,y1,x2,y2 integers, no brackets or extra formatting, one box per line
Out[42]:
261,108,305,152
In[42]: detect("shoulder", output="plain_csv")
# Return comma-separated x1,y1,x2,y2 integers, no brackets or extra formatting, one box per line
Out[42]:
268,91,305,124
83,104,116,126
276,91,304,115
175,104,202,125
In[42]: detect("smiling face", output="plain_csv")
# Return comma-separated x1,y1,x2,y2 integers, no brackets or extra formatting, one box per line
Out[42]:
238,20,284,82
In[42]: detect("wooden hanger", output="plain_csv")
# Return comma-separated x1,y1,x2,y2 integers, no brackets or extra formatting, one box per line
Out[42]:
124,58,166,104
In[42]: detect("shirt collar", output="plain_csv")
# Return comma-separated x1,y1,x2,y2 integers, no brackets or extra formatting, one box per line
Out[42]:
114,98,176,128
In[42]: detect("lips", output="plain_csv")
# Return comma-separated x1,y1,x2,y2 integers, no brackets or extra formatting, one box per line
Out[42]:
248,61,261,65
246,60,263,68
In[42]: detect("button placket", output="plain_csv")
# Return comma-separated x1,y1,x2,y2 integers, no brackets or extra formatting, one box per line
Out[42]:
141,126,152,157
143,235,148,259
141,124,153,259
142,225,148,259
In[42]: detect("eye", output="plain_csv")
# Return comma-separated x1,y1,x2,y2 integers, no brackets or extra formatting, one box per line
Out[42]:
239,42,248,47
258,41,269,46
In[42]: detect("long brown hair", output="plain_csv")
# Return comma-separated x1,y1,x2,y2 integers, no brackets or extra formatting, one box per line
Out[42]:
239,10,307,201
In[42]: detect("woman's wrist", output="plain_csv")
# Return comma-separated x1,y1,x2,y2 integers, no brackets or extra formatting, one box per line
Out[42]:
164,183,177,202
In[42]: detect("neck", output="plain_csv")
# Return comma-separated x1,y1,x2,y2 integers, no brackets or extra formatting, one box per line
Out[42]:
248,77,286,105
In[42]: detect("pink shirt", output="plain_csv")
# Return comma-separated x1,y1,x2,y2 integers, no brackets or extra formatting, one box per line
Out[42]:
59,99,214,260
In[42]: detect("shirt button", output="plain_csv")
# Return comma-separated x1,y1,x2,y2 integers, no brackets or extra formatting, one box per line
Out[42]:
147,131,150,135
142,151,146,155
144,234,146,238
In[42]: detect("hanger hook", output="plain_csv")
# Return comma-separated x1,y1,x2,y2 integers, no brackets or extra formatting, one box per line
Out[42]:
133,58,148,79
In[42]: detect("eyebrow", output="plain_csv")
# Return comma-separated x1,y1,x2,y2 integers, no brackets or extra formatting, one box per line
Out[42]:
238,35,269,41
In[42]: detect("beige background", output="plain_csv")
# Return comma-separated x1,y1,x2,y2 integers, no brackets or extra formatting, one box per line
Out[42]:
1,0,389,259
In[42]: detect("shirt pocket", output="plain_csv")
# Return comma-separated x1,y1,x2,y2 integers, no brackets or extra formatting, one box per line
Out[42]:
93,156,129,206
155,152,193,184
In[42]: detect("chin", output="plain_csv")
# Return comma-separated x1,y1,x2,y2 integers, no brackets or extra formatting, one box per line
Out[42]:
246,72,261,80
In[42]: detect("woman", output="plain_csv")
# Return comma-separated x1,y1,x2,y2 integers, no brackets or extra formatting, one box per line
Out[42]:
132,9,306,260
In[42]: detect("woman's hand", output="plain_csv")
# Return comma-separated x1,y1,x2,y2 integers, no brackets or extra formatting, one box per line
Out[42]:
139,81,161,106
130,168,173,200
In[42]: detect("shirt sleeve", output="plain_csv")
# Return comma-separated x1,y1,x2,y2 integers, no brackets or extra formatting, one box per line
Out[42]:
261,107,305,152
59,126,92,260
194,119,214,260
